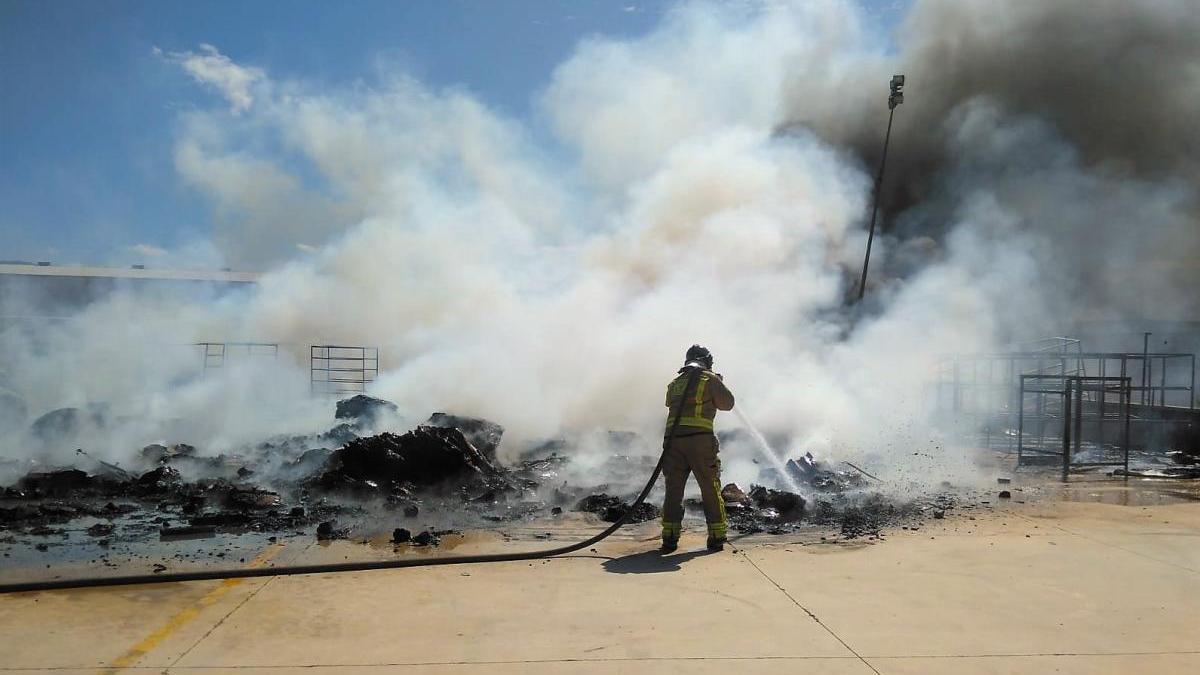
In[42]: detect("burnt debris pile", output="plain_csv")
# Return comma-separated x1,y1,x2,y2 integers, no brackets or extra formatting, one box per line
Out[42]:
710,448,948,538
309,422,542,522
810,493,922,539
314,426,502,492
785,452,869,492
1168,425,1200,469
1,396,545,549
426,413,504,461
717,477,943,539
335,394,398,429
2,460,344,534
716,482,806,534
1,396,956,554
573,493,660,523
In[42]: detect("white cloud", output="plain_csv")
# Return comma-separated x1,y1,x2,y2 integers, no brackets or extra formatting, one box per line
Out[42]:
159,44,265,114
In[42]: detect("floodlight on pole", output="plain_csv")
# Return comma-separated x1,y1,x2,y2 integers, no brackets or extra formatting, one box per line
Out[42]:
857,74,905,301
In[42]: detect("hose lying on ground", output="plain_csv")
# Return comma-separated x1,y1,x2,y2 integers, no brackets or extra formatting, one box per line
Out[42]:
0,369,704,594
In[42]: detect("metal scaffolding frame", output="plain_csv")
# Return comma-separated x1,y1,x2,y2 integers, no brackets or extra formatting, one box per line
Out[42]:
194,342,279,374
934,346,1194,452
310,345,379,396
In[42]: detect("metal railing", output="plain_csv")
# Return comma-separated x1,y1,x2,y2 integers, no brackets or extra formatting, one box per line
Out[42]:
310,345,379,396
194,342,279,374
934,347,1194,453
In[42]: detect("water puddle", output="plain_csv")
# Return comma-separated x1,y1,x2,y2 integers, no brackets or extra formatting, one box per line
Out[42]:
1055,480,1200,506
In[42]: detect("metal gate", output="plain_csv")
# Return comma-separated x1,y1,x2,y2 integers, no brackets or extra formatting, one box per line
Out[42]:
1018,375,1132,480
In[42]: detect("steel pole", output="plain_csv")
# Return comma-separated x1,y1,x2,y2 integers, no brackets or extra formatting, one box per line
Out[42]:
1142,332,1150,406
1062,378,1073,482
857,106,896,301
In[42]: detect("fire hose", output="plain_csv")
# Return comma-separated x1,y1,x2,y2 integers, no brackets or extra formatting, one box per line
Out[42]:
0,368,704,594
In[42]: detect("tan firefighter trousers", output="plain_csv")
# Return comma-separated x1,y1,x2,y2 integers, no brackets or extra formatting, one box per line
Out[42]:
661,432,726,541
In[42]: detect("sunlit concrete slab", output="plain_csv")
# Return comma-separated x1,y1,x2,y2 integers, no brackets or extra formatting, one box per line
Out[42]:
745,502,1200,665
0,540,305,669
169,658,878,674
872,652,1200,675
0,577,272,669
1010,498,1200,573
2,498,1197,674
1,670,96,675
174,535,854,669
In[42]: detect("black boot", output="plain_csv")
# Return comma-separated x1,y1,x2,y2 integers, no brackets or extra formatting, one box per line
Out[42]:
661,537,678,553
706,536,725,551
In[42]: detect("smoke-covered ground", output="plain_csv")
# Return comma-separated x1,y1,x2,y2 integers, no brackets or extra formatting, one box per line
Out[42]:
1,0,1197,494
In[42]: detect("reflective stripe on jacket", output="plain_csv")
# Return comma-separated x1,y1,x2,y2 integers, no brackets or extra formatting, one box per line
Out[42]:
664,368,734,432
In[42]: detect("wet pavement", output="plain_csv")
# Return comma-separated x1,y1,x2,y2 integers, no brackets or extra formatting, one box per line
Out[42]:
3,399,1199,672
1,479,1198,674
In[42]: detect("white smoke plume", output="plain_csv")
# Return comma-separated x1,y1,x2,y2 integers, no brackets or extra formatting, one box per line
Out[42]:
3,0,1196,491
156,44,265,114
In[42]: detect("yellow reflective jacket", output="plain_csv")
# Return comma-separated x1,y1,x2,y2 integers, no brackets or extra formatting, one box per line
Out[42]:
664,368,735,433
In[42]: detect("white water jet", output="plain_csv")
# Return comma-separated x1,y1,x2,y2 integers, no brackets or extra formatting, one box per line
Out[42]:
733,407,805,495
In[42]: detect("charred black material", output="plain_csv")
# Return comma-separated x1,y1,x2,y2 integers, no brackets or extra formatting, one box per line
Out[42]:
19,469,93,496
141,444,197,464
809,493,926,540
160,525,216,539
0,500,133,531
714,483,808,534
720,483,752,506
426,413,504,460
136,466,182,492
574,493,661,523
224,486,282,510
290,448,334,476
785,453,867,492
188,512,252,528
316,520,349,541
749,485,806,519
1170,424,1200,463
515,453,568,483
316,427,501,491
335,395,398,427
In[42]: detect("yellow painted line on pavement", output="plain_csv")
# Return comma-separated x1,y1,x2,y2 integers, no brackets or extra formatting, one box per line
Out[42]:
98,543,284,674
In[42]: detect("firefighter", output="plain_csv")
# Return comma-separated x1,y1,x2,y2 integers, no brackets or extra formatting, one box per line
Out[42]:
661,344,734,552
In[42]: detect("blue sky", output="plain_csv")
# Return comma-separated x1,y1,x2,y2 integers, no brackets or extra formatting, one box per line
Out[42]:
1,0,905,267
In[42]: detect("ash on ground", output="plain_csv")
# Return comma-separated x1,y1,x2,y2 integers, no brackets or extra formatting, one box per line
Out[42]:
1,396,993,568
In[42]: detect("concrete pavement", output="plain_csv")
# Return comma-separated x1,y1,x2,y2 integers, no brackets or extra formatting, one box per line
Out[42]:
1,486,1198,674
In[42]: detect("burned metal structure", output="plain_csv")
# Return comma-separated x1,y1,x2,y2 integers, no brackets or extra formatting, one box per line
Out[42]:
934,337,1197,479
